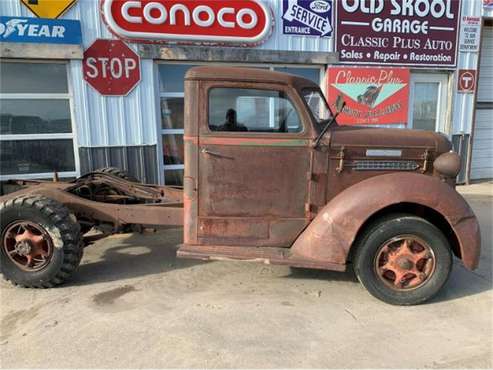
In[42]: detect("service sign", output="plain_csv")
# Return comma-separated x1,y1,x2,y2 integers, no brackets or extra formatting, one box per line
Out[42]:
459,16,481,53
282,0,333,37
101,0,273,46
336,0,461,67
327,67,410,125
0,16,82,44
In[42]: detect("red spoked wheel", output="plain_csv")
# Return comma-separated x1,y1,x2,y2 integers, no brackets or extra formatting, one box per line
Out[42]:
0,195,83,288
375,236,436,291
3,221,54,272
353,214,452,305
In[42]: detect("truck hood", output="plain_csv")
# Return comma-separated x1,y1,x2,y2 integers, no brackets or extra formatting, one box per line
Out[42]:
328,126,452,154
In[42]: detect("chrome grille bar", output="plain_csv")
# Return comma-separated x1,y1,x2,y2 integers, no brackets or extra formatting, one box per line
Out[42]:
350,160,420,171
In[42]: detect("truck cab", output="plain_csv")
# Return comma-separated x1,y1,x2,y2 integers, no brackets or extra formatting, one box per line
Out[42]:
178,66,481,304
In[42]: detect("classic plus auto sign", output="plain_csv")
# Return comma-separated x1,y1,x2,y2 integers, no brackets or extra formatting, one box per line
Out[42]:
337,0,460,66
342,0,455,33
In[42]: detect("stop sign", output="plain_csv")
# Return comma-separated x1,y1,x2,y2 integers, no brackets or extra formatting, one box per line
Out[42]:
83,39,141,96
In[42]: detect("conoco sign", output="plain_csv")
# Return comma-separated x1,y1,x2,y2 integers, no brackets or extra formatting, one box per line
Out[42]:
101,0,274,45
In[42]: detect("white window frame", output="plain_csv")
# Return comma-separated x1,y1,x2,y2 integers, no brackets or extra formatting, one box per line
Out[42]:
0,60,80,181
408,72,450,134
155,61,324,185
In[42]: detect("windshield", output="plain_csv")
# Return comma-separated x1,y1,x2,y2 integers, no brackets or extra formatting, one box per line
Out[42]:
302,89,332,129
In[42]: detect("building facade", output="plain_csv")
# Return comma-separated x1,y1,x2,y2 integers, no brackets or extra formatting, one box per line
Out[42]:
0,0,490,186
471,3,492,180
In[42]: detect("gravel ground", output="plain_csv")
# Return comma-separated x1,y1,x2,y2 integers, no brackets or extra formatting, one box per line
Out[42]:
1,183,492,369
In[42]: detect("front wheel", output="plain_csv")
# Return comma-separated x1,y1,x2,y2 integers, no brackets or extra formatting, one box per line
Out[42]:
353,214,452,305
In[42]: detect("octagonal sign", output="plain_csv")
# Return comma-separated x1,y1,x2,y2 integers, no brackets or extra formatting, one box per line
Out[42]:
83,39,141,96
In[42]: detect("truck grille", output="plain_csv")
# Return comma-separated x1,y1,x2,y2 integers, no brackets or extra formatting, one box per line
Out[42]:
350,160,420,171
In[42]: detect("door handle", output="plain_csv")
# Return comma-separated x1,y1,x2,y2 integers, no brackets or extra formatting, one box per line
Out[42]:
201,148,233,159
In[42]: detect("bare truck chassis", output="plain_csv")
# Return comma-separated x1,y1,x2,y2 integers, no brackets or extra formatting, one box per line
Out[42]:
14,172,186,233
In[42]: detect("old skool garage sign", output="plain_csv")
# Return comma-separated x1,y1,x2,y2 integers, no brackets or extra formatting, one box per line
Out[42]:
101,0,273,45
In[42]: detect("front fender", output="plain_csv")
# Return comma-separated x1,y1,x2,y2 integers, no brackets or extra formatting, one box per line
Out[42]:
290,173,481,270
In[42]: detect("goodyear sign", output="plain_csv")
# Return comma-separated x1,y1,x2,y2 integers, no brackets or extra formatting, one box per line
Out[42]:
20,0,78,19
0,16,82,44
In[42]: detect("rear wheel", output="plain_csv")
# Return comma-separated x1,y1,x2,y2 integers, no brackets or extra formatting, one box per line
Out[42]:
353,214,452,305
95,167,139,182
0,195,83,288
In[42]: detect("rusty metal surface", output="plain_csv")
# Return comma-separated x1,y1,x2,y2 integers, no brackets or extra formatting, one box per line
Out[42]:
290,172,481,270
327,125,452,150
185,66,321,93
324,126,452,201
177,244,346,271
2,220,54,272
197,143,309,246
73,172,183,203
0,176,184,229
186,75,318,248
183,79,200,246
374,236,436,290
433,151,462,178
181,66,480,272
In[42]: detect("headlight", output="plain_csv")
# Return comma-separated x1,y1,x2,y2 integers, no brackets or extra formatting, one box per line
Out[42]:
433,151,461,178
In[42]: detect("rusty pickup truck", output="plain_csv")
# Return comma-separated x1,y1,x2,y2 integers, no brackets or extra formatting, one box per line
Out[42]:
0,67,481,305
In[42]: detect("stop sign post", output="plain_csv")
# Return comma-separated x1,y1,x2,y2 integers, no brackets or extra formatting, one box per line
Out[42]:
83,39,141,96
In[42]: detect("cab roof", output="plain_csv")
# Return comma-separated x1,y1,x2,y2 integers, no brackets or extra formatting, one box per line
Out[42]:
185,66,320,90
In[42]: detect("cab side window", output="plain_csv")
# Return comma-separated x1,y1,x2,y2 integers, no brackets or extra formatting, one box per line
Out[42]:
208,88,302,133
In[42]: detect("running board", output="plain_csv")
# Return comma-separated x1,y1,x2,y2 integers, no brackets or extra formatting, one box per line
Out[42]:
177,244,346,272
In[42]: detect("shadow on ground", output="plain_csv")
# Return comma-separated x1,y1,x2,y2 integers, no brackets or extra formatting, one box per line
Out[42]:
71,228,206,286
287,265,359,283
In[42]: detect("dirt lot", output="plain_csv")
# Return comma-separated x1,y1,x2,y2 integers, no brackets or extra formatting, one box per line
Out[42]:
1,183,492,369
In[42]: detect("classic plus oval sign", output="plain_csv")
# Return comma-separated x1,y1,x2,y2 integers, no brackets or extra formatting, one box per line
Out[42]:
101,0,273,45
83,39,141,96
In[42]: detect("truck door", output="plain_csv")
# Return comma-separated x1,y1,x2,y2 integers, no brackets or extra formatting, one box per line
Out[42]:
197,83,311,247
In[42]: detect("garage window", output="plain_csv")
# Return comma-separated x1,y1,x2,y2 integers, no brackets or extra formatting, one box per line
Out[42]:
158,64,197,186
0,61,77,180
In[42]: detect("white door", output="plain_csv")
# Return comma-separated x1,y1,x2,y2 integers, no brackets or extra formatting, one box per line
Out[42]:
471,26,493,180
408,73,449,133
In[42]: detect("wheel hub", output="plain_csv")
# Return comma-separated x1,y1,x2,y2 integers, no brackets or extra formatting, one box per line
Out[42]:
15,240,33,256
375,236,436,290
2,221,54,272
396,256,413,270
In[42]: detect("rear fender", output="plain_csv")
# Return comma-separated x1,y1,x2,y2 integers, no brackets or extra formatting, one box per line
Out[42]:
290,173,481,270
